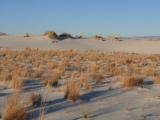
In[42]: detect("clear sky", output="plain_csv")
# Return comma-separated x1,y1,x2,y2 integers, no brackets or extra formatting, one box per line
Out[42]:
0,0,160,36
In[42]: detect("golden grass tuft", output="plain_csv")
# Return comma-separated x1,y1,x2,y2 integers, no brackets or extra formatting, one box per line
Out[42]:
34,67,43,78
79,74,92,90
122,75,144,88
93,73,104,84
89,63,98,76
43,70,61,87
10,76,24,91
143,65,157,76
64,79,80,102
153,76,160,84
29,93,43,107
3,95,27,120
89,63,104,84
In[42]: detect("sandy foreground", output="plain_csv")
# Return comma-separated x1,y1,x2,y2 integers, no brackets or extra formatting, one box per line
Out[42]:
1,36,160,54
1,78,160,120
1,36,160,120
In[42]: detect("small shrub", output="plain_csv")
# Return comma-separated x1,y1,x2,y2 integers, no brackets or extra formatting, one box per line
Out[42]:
3,95,27,120
34,68,42,78
24,33,30,37
93,73,104,84
43,71,61,87
73,60,81,71
79,74,91,90
122,75,144,88
64,80,80,102
89,63,98,76
10,76,24,91
94,35,105,41
29,93,43,107
153,76,160,84
83,112,89,120
144,66,157,76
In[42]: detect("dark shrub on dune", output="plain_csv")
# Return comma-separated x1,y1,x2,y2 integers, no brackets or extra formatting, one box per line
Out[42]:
0,32,7,36
109,36,122,42
75,35,83,39
43,31,83,40
58,33,74,40
24,33,30,37
94,35,105,41
58,33,83,40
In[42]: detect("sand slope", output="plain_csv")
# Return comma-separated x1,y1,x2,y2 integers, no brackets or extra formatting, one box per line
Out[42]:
1,78,160,120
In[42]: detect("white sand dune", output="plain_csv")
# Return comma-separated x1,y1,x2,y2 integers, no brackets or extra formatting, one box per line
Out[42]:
1,36,160,54
1,36,160,120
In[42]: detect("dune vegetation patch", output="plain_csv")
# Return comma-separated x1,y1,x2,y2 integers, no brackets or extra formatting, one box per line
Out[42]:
43,31,58,39
1,48,160,119
3,95,27,120
122,75,144,88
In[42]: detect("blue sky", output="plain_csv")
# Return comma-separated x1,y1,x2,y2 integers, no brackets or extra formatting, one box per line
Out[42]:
0,0,160,36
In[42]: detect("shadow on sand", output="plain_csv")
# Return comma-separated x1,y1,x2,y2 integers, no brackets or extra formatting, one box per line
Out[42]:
27,88,126,119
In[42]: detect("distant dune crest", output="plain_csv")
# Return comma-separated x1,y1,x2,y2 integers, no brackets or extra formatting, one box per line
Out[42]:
0,32,7,36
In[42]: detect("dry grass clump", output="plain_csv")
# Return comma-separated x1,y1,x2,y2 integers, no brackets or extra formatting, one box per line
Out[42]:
57,61,67,76
1,49,160,95
3,95,27,120
33,67,43,79
94,35,105,41
143,65,157,76
0,70,24,91
43,70,61,87
105,65,122,76
93,73,104,84
79,74,92,90
89,63,104,84
10,77,24,91
0,72,12,82
73,60,81,71
89,63,98,76
122,75,144,88
29,93,43,107
64,79,80,102
47,61,57,70
153,76,160,84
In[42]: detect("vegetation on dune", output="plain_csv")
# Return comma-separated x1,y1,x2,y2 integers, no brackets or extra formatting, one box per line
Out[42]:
43,31,82,40
94,35,105,41
29,93,43,107
3,95,27,120
0,32,7,36
64,79,80,102
24,33,31,37
58,33,73,40
0,48,160,119
122,75,144,88
43,31,58,39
